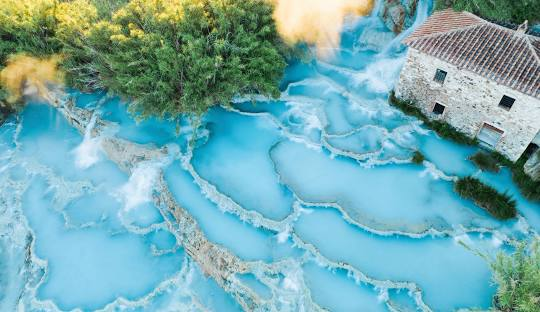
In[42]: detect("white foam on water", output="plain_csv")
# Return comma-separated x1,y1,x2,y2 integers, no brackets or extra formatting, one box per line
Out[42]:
491,236,503,249
282,273,301,293
381,140,396,150
389,125,418,148
116,163,160,211
454,233,473,246
276,226,290,243
73,113,102,169
285,101,324,133
116,143,179,212
514,217,530,234
353,57,405,93
73,137,102,169
420,161,457,182
298,207,314,215
276,263,308,301
377,287,389,302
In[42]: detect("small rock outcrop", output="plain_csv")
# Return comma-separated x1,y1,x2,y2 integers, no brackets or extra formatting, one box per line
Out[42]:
524,151,540,181
380,0,419,33
0,102,13,125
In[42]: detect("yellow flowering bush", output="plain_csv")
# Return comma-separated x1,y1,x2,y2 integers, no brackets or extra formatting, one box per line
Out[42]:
55,0,99,43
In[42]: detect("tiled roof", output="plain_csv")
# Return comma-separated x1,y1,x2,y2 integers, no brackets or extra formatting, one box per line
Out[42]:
403,9,540,98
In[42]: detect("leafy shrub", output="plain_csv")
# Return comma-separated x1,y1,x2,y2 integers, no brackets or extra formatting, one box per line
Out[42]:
491,239,540,312
511,155,540,202
470,152,500,172
481,151,540,202
435,0,540,24
429,119,477,146
389,91,539,202
454,177,517,220
411,151,425,164
388,90,426,120
0,0,292,119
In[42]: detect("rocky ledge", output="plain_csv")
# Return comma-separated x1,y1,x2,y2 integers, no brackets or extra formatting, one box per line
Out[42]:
52,92,325,312
380,0,419,33
0,103,13,126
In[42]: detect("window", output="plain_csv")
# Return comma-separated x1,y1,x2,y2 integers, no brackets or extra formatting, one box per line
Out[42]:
433,69,447,84
498,95,515,110
477,123,504,149
432,103,446,115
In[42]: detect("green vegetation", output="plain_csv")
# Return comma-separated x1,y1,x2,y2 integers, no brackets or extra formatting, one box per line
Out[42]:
411,150,425,164
0,0,58,117
388,91,477,146
470,152,500,172
435,0,540,25
474,151,540,201
0,102,11,123
454,177,517,220
0,87,12,123
389,91,540,202
0,0,292,120
511,155,540,202
491,239,540,312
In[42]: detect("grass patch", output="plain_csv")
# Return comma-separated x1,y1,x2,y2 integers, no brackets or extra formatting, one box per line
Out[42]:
411,151,425,164
477,151,540,202
455,177,517,220
510,155,540,201
389,91,477,146
469,152,500,172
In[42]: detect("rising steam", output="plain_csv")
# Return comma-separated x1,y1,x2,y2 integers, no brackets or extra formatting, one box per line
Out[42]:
272,0,374,57
0,54,63,104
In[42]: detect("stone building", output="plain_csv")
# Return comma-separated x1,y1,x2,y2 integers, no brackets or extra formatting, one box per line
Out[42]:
395,9,540,163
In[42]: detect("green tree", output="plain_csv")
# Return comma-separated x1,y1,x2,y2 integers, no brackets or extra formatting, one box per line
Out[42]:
89,0,288,119
0,0,291,121
436,0,540,24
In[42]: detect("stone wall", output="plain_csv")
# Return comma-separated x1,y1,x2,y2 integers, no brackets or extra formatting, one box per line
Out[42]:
395,48,540,161
524,151,540,181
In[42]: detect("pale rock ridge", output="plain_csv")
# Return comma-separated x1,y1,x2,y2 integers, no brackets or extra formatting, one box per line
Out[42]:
53,93,325,312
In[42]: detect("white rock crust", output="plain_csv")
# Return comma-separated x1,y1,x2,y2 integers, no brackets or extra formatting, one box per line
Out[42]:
55,95,326,312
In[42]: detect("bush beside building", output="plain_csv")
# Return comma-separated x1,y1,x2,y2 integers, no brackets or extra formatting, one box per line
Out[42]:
454,177,517,220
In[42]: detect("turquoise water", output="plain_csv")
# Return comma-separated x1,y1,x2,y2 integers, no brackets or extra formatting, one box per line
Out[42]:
1,0,540,311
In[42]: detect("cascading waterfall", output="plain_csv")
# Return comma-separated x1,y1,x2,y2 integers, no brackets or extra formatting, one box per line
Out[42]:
73,111,102,169
1,0,539,311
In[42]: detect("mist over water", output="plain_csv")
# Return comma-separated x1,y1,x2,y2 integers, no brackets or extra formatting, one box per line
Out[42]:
1,0,539,311
273,0,374,56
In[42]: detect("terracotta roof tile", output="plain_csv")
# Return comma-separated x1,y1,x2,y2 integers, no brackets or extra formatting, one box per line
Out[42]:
403,9,540,98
